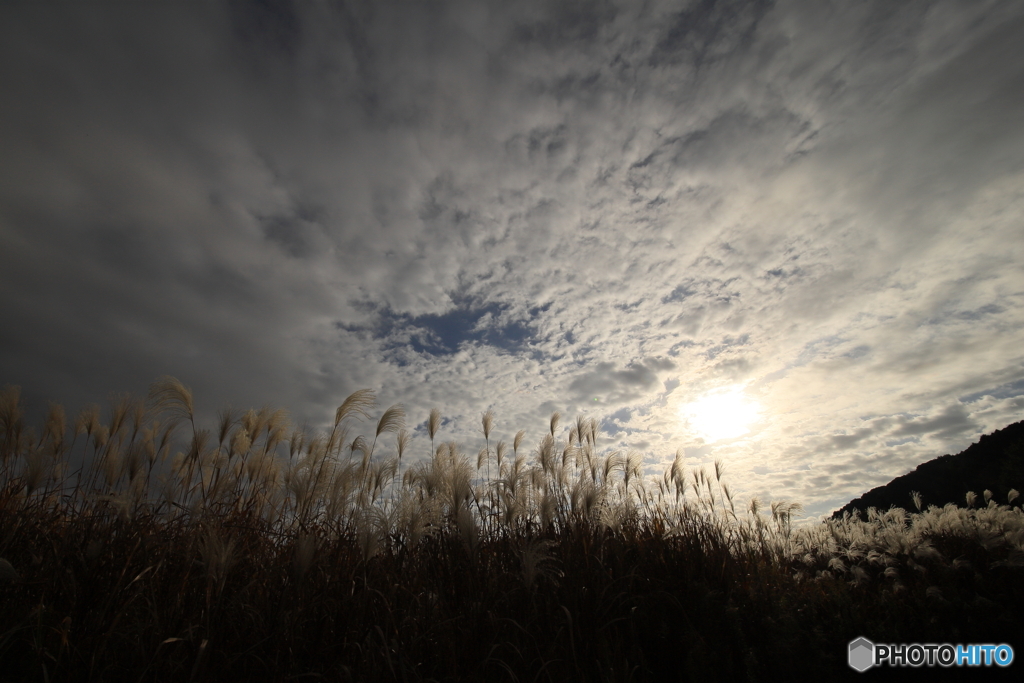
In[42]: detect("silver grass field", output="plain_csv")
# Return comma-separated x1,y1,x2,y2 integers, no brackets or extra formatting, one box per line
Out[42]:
1,377,1021,682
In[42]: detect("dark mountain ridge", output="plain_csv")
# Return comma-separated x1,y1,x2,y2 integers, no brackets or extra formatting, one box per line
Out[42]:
831,419,1024,520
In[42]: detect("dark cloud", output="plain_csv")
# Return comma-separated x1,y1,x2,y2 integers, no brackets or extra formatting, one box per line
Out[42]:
892,404,977,440
650,0,774,69
510,0,619,48
829,428,876,450
568,358,676,403
961,378,1024,404
229,0,302,57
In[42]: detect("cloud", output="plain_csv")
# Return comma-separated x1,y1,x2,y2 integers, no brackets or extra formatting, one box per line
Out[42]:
1,0,1023,523
892,404,977,441
568,357,676,404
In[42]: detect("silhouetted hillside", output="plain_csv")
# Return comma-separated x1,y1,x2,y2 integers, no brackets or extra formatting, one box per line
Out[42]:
832,420,1024,520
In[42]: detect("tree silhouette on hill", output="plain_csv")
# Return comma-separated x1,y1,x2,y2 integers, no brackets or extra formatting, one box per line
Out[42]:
832,420,1024,519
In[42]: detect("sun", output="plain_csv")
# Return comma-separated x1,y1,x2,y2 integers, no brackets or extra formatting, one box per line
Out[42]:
679,386,761,442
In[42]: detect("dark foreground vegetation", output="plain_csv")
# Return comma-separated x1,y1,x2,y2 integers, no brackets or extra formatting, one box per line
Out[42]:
1,378,1022,681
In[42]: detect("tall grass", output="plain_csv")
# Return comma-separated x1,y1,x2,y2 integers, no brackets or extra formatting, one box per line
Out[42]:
1,378,1021,682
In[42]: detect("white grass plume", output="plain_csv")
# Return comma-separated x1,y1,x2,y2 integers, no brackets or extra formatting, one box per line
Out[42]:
147,376,194,428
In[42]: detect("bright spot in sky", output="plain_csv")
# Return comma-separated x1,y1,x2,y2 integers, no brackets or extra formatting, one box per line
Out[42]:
680,387,762,443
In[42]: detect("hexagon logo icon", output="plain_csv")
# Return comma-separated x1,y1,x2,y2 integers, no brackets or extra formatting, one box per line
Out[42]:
849,637,874,672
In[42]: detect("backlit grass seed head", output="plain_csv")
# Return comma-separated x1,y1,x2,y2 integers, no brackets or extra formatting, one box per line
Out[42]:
129,397,146,437
240,408,260,439
92,425,110,451
529,466,546,493
216,408,236,447
98,444,124,488
495,440,507,470
748,497,761,516
569,442,583,469
397,490,437,545
721,483,735,514
326,464,358,522
428,408,441,441
261,412,290,454
267,407,290,436
443,445,475,513
549,411,560,438
513,429,525,455
625,450,642,487
602,451,623,486
670,448,685,486
432,440,448,462
368,457,398,502
375,404,405,438
0,384,23,435
140,424,159,464
125,440,145,482
43,402,66,453
600,499,628,532
188,430,211,467
396,429,409,460
285,463,312,508
74,403,100,440
288,428,306,460
482,410,494,441
335,389,376,428
828,557,847,573
108,394,132,440
575,414,590,445
148,376,194,426
350,435,369,464
536,435,556,473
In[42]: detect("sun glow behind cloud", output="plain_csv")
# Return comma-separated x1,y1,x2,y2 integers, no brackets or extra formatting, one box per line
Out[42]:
680,387,762,443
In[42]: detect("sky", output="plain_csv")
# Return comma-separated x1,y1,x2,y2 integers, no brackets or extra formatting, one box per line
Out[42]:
2,0,1023,522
